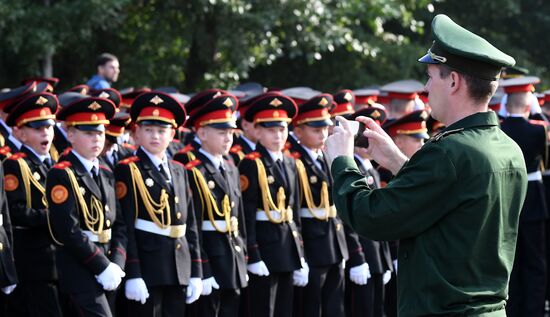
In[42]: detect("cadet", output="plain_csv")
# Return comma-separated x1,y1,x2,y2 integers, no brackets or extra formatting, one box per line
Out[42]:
348,106,394,317
290,93,351,317
326,14,525,316
382,109,429,159
101,111,134,170
45,94,126,317
2,92,62,316
379,80,424,120
228,96,259,165
499,76,548,317
185,92,248,317
114,91,202,316
238,92,305,317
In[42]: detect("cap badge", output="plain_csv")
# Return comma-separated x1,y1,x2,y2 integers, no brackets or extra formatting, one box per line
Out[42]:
270,98,283,107
91,114,98,121
99,91,110,99
150,95,164,105
371,110,381,118
88,102,101,111
39,109,47,116
273,110,280,118
223,98,234,107
152,109,160,117
36,96,49,105
213,91,222,98
344,92,352,101
319,97,329,106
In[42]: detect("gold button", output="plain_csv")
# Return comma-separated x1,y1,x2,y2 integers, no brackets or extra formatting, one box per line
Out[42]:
292,230,298,237
106,220,111,227
175,196,179,204
0,242,4,251
105,205,110,212
336,223,342,231
176,212,182,220
235,245,242,253
176,243,181,250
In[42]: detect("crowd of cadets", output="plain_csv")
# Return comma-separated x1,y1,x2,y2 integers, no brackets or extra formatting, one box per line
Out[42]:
0,69,547,317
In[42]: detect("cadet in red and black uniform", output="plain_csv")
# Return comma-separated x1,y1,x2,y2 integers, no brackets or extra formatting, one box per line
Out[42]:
238,92,305,317
101,111,134,170
115,91,202,316
45,94,126,317
174,89,229,165
290,93,350,317
229,95,260,165
348,106,394,317
499,77,548,317
185,92,248,317
2,92,62,316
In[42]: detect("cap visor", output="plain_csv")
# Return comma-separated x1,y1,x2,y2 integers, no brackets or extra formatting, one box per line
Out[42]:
208,122,237,129
304,119,333,127
74,124,105,132
25,119,55,128
418,54,440,64
258,121,288,128
138,120,173,128
407,132,430,139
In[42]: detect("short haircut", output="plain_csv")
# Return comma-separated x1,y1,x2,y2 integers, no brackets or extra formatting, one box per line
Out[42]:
506,92,530,112
389,99,415,116
96,53,118,68
438,64,498,104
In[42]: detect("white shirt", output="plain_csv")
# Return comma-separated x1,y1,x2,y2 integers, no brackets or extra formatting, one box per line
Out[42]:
71,149,99,176
8,134,22,151
24,145,51,164
199,148,224,170
141,147,171,181
240,135,256,151
354,153,374,172
267,150,284,163
105,144,119,166
302,145,323,170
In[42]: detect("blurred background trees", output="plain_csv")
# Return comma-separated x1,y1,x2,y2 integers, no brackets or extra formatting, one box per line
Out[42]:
0,0,548,92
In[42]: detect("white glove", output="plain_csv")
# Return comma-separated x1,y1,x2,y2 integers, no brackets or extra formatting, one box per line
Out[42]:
393,259,398,273
96,263,125,291
349,263,371,285
185,277,203,304
125,278,149,304
383,270,392,285
201,276,220,296
247,261,270,276
293,258,309,287
1,284,16,295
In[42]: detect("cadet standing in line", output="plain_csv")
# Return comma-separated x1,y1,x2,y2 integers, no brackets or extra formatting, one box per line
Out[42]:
290,93,351,317
326,14,525,316
499,77,548,317
185,92,248,317
115,91,203,316
46,95,126,317
238,91,306,317
3,92,62,316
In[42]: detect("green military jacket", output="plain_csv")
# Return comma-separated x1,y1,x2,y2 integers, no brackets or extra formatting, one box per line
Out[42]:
331,111,527,316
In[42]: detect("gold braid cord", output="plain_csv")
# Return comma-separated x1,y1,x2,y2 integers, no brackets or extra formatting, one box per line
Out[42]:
128,162,171,228
255,158,290,224
295,159,331,221
190,167,233,233
0,134,4,147
16,158,48,208
49,145,59,162
65,168,104,234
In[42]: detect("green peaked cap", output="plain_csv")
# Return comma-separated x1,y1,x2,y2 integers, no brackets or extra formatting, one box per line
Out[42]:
419,14,515,80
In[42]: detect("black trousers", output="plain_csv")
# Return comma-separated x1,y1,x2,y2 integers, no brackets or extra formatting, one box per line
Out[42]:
294,263,344,317
345,272,384,317
127,285,187,317
66,289,112,317
507,220,547,317
245,272,293,317
198,288,240,317
6,281,63,317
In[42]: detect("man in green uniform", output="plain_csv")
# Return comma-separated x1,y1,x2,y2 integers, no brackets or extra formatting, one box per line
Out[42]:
326,14,527,316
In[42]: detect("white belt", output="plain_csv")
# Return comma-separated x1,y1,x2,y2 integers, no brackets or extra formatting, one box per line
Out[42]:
83,229,111,243
135,219,186,238
202,220,229,231
527,171,542,182
299,206,337,219
256,209,293,222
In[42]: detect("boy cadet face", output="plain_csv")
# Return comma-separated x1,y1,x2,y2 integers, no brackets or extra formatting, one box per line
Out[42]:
67,128,105,160
257,125,288,153
241,119,259,143
135,124,175,157
17,125,54,155
394,134,424,159
294,124,329,150
197,126,234,156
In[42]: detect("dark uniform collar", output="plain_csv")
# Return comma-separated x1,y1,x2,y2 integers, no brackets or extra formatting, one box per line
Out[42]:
443,111,499,132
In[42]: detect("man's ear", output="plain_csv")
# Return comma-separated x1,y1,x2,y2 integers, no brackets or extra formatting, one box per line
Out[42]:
449,71,461,94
